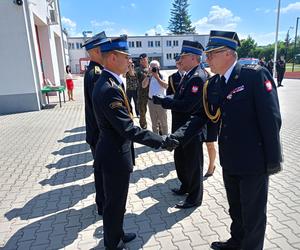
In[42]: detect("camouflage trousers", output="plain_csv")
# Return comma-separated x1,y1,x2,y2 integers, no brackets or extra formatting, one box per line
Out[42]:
138,99,148,129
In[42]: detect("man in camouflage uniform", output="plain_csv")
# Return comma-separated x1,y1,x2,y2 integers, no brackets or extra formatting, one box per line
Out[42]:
136,53,149,129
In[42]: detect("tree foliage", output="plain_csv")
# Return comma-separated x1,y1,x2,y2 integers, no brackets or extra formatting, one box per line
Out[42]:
168,0,195,34
237,36,257,58
237,35,300,62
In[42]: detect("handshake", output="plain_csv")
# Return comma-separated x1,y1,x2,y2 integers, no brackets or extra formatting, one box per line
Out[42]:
161,134,179,151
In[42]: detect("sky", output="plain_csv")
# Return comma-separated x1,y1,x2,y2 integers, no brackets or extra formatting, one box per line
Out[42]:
59,0,300,46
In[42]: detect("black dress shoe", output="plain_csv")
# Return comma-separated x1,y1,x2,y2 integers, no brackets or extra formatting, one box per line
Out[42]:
211,240,241,250
122,233,136,243
175,200,201,209
171,188,187,196
204,165,216,178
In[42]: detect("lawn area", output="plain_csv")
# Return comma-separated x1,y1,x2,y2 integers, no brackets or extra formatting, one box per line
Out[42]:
286,63,300,72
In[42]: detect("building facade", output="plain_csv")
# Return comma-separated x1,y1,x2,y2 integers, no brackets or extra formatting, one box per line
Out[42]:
0,0,67,114
67,34,209,73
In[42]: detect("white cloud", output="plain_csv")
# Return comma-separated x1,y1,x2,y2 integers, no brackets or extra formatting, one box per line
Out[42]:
61,17,76,28
281,2,300,13
61,17,78,36
255,7,271,13
241,31,287,46
90,20,115,27
145,25,167,36
193,5,241,34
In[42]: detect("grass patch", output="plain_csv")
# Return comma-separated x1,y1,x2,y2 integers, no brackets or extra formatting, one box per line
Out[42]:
286,63,300,72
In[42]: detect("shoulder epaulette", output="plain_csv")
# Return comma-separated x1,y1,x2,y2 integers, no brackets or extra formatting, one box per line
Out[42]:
108,78,117,87
243,64,261,71
95,66,101,75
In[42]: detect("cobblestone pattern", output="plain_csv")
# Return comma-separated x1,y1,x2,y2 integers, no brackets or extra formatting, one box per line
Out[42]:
0,76,299,249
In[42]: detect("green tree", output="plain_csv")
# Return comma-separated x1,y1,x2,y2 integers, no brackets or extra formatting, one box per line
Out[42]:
237,36,257,58
168,0,195,34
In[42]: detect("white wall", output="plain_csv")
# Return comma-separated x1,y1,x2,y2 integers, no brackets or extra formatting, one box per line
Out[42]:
68,37,87,73
0,1,36,95
67,34,209,72
0,0,67,114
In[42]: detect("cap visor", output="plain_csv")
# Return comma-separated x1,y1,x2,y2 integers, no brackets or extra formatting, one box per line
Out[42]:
204,46,226,53
114,50,131,56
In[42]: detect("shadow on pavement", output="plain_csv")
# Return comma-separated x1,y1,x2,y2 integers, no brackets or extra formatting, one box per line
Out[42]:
2,204,100,250
57,132,86,143
41,104,57,109
5,182,95,220
46,152,93,169
134,145,154,157
40,165,94,186
130,162,174,184
65,126,86,133
52,143,90,156
95,179,195,249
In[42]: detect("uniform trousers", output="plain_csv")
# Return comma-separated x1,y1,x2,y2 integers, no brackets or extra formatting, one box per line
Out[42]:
223,170,269,250
126,89,139,116
147,99,168,135
277,71,285,85
174,135,203,203
91,146,104,214
103,171,130,249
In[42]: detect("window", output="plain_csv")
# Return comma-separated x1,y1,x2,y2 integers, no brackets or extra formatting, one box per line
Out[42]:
173,40,179,47
166,40,172,47
173,53,179,59
148,41,154,47
155,41,161,47
76,42,81,49
70,43,74,50
166,53,172,60
136,41,142,47
79,43,83,48
68,43,72,50
129,41,135,48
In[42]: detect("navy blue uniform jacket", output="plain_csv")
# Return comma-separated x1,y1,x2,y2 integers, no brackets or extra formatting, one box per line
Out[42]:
161,65,207,133
84,61,103,148
92,70,163,174
173,63,282,175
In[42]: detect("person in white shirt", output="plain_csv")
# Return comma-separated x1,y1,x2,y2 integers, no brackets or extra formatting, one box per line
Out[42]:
142,60,168,135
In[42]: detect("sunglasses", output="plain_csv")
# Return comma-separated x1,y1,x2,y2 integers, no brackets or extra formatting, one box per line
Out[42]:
206,49,228,59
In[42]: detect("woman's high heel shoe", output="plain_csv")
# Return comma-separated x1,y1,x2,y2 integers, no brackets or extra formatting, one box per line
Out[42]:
204,165,216,178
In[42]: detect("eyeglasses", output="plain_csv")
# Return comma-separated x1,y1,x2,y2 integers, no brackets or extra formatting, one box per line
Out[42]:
206,49,228,59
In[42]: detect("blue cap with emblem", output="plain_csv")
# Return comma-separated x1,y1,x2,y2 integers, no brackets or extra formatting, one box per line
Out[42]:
180,40,204,56
81,31,107,50
205,30,240,52
96,35,130,55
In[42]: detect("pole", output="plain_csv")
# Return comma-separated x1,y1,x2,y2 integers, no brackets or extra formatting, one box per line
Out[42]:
285,27,293,59
273,0,281,78
292,17,299,72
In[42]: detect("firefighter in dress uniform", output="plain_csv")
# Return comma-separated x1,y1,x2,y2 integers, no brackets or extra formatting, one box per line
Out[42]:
81,31,107,216
92,36,178,250
169,30,282,250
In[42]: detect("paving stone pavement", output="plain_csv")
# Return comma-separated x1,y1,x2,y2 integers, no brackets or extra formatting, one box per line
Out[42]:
0,75,300,250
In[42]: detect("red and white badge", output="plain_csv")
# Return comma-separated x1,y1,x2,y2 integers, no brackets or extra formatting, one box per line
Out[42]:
191,86,199,93
264,80,272,92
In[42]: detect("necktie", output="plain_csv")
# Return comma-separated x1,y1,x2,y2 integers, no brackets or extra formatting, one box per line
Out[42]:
120,82,125,91
221,75,226,84
220,75,227,95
